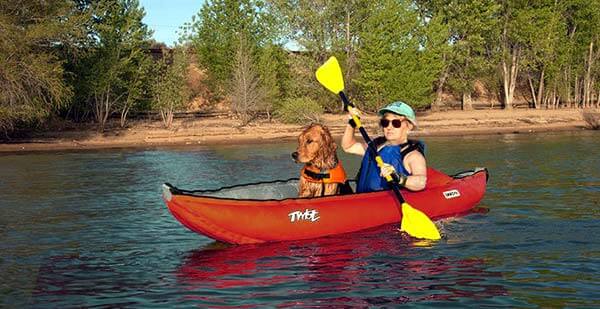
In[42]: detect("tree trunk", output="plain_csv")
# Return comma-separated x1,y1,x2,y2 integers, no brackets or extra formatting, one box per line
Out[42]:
502,47,520,109
583,41,593,108
527,73,537,108
591,77,596,108
432,67,449,112
103,91,111,131
462,92,473,110
574,77,580,108
564,69,572,107
93,89,110,132
536,69,545,109
160,108,173,128
345,5,351,59
120,106,129,128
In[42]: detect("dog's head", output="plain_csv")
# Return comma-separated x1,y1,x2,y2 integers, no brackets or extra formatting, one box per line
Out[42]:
292,123,338,169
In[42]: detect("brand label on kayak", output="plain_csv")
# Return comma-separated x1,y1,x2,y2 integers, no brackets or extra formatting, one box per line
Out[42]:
288,209,320,222
443,189,461,199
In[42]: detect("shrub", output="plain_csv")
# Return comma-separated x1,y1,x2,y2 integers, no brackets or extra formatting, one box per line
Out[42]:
582,110,600,130
274,97,324,124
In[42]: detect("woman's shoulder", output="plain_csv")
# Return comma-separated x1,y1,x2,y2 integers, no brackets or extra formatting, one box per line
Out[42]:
402,139,426,157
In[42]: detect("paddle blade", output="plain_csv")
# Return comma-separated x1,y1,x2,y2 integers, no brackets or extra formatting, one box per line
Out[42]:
400,203,441,240
316,56,344,94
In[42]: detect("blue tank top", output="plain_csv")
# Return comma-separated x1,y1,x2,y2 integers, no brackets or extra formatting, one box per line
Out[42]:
356,139,423,193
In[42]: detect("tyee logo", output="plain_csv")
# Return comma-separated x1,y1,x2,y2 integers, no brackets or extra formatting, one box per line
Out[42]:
288,209,320,222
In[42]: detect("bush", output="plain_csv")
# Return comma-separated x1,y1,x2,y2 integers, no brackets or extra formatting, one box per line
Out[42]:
582,110,600,130
274,97,324,124
0,105,48,138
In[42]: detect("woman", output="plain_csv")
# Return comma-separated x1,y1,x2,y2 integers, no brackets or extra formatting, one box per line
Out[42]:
341,101,427,193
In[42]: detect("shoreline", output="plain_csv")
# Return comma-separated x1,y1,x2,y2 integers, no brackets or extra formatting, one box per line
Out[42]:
0,109,591,152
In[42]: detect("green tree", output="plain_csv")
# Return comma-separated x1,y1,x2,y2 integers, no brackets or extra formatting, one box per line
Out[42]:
257,43,290,120
563,0,600,108
438,0,499,110
0,0,87,135
268,0,369,109
355,0,441,111
519,1,564,109
189,0,275,99
152,47,191,128
72,0,152,130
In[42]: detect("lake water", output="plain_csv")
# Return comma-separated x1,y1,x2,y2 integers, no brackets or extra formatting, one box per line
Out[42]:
1,131,599,307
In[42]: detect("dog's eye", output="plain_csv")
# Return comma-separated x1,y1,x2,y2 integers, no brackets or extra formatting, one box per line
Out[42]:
306,139,313,144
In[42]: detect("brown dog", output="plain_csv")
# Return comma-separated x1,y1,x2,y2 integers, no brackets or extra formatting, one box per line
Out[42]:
292,123,351,197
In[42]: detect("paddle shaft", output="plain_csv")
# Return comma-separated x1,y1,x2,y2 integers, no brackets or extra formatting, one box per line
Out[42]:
339,92,407,204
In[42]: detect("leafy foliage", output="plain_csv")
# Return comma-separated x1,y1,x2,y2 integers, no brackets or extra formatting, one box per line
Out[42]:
274,97,323,124
188,0,275,99
152,47,191,128
3,0,600,137
0,0,87,135
257,43,291,119
71,0,153,130
355,0,441,111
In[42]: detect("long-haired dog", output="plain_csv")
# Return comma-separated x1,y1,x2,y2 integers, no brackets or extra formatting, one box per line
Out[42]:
292,123,352,197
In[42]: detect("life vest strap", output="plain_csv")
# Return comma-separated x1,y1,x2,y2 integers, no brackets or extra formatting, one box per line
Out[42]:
303,168,330,180
301,162,347,184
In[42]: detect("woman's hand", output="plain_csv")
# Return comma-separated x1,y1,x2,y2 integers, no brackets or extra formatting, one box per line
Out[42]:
380,163,408,187
347,106,362,128
379,163,396,179
347,106,361,119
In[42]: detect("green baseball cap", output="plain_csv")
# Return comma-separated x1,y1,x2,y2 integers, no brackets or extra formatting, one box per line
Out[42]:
378,101,417,127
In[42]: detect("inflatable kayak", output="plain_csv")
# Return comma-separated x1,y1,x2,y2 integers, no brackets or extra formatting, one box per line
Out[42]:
162,168,488,244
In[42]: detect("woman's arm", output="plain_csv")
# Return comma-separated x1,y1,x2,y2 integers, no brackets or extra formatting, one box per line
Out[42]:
341,119,366,156
402,152,427,191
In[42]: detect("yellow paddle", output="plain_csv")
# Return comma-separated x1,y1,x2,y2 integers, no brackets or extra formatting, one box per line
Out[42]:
315,56,441,240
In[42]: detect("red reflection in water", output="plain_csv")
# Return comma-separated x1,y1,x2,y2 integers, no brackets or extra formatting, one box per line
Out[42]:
177,224,507,306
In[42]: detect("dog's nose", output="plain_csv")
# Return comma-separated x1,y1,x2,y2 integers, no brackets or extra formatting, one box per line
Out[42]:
291,152,299,161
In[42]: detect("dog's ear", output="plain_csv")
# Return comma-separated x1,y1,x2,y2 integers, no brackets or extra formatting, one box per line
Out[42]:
320,127,338,168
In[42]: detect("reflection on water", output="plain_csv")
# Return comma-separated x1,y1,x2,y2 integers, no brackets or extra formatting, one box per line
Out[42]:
176,226,508,307
1,131,599,307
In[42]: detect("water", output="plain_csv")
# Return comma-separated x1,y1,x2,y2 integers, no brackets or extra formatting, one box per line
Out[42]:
1,131,599,307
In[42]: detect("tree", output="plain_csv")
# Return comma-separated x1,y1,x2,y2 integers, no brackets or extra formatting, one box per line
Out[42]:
519,1,564,109
152,47,191,128
230,35,265,125
257,43,290,120
565,0,600,108
268,0,368,109
414,2,453,111
495,0,549,109
444,0,499,110
355,0,442,111
0,0,87,136
189,0,275,99
72,0,152,130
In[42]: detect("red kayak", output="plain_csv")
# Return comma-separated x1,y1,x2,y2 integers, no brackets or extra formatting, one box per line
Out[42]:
162,168,488,244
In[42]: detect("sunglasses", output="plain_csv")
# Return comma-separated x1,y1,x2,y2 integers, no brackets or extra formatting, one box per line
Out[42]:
380,118,405,128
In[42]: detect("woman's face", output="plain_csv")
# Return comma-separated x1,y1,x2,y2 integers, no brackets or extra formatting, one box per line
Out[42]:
380,113,412,143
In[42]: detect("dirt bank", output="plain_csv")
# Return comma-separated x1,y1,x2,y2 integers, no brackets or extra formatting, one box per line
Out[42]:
0,109,590,152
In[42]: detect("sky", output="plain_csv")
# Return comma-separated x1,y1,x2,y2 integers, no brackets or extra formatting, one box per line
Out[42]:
139,0,205,46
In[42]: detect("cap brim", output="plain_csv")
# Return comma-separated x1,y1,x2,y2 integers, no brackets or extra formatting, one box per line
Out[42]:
378,108,398,117
379,109,417,127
